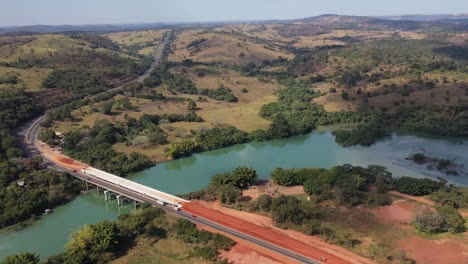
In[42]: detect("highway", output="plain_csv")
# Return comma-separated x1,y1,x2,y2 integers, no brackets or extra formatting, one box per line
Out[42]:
16,32,321,264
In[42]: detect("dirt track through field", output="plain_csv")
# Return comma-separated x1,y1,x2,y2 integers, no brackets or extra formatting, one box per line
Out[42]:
182,201,354,264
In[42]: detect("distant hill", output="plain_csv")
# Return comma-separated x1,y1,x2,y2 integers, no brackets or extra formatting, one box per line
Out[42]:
4,14,468,35
292,14,468,32
378,14,468,22
0,23,171,35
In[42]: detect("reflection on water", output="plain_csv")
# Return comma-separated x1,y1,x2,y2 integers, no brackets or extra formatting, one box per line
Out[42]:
0,130,466,260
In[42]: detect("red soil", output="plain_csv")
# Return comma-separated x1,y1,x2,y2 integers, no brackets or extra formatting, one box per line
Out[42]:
371,200,416,225
198,225,295,264
399,237,468,264
182,201,353,264
220,243,284,264
58,157,74,164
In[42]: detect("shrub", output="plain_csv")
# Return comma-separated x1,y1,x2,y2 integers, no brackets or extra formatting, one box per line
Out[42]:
394,177,440,196
255,194,272,211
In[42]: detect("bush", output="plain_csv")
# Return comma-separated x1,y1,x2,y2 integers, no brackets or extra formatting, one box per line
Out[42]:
437,206,466,233
194,126,249,152
199,84,238,102
217,184,242,204
255,194,272,211
414,206,465,234
394,177,440,196
411,153,428,163
211,167,257,189
1,252,40,264
332,118,390,147
165,140,199,159
430,187,468,209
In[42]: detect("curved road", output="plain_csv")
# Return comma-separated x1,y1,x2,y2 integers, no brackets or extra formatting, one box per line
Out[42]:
16,32,321,264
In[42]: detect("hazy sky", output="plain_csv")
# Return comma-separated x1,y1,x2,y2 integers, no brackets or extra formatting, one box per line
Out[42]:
2,0,468,26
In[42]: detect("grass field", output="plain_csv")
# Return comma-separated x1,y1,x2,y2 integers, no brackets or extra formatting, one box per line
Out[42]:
111,236,213,264
169,30,293,65
0,66,51,91
105,29,168,46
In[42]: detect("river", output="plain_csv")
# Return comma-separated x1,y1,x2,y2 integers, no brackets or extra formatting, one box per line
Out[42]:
0,131,466,259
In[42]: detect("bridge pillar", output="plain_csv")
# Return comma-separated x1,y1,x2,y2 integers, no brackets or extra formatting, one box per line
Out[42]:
85,181,89,191
96,186,100,194
104,190,111,201
117,195,124,206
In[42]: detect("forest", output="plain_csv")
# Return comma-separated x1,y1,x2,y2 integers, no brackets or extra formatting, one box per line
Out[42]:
0,88,81,229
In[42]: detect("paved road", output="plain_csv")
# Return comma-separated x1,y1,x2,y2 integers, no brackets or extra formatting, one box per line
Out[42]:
49,162,319,264
16,32,321,264
135,31,171,82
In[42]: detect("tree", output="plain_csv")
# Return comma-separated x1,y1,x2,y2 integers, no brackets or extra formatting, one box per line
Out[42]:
304,177,325,196
341,92,350,101
65,221,120,263
100,101,113,115
165,140,198,158
271,168,300,186
1,252,40,264
413,208,447,234
437,206,466,233
217,184,242,204
231,167,257,188
187,99,197,110
255,194,272,211
38,128,57,144
268,116,291,139
394,177,440,196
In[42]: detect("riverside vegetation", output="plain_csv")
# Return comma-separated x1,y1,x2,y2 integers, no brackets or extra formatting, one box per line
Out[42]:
184,165,467,262
2,206,235,264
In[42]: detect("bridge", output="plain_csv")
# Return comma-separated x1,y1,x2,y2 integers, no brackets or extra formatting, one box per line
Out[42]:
80,166,187,209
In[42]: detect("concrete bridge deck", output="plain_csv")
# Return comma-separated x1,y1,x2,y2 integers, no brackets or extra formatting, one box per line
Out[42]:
81,167,188,208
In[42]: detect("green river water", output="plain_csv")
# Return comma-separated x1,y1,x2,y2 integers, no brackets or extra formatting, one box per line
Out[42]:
0,131,466,259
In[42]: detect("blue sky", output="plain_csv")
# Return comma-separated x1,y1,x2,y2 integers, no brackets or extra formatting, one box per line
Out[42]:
2,0,468,26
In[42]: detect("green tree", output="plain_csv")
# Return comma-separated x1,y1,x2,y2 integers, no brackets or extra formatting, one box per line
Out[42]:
38,128,57,144
217,184,242,204
187,99,197,110
437,206,466,233
413,208,447,234
65,221,120,263
100,101,113,115
394,177,440,196
1,252,40,264
165,140,198,158
255,194,272,211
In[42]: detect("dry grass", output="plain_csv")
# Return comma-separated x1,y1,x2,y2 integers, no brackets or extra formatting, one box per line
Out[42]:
314,81,468,113
0,66,51,91
104,30,168,46
176,67,280,103
198,95,275,132
138,46,156,56
169,31,293,65
0,34,95,63
111,237,212,264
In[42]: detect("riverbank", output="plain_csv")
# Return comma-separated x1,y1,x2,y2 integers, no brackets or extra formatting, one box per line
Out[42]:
1,131,467,260
214,181,468,263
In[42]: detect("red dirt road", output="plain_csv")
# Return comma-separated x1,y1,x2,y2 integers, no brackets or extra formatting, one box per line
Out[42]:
182,201,352,264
